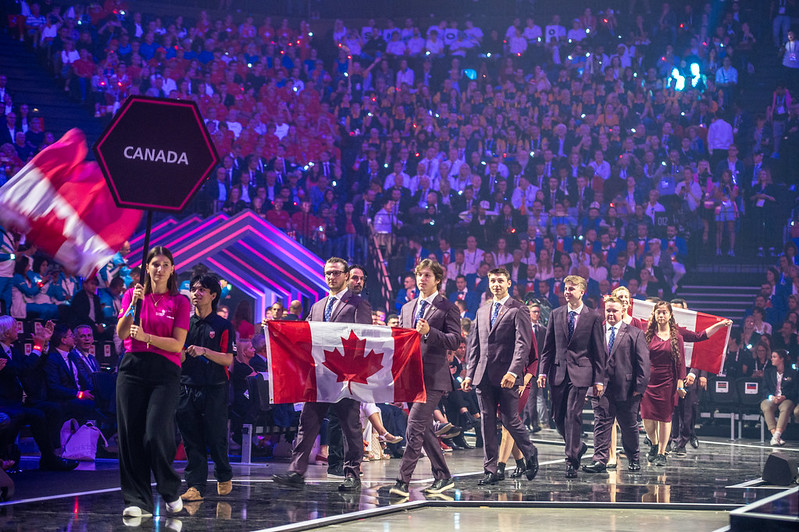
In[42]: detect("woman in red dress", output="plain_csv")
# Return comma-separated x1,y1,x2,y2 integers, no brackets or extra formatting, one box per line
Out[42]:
641,301,686,466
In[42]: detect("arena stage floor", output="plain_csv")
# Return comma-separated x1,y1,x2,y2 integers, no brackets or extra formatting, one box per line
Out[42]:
0,431,796,531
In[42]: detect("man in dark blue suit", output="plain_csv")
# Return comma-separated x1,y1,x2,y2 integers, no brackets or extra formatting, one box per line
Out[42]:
583,297,650,473
44,325,96,422
538,275,606,478
449,275,479,317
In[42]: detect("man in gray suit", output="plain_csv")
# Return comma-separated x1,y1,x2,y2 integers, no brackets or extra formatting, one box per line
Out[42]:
583,296,650,473
272,258,372,491
463,267,539,485
537,275,606,478
389,259,461,498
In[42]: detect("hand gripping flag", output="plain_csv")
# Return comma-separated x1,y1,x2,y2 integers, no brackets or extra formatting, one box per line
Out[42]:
0,129,142,276
266,321,425,404
631,299,731,374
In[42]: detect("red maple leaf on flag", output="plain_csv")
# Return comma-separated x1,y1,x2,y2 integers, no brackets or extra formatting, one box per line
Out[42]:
322,330,384,394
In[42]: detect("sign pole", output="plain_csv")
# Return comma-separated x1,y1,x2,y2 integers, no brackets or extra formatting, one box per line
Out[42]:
134,209,153,324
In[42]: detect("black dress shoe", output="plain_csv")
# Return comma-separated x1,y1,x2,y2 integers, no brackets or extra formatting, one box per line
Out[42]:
39,456,79,471
338,476,361,491
389,480,409,497
525,453,539,480
272,472,305,487
674,446,687,456
690,436,699,449
582,461,607,473
576,442,588,463
531,425,542,433
477,472,498,485
628,460,641,471
565,464,578,478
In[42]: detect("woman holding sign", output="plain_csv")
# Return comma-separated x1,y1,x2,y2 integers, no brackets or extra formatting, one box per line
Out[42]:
116,246,191,523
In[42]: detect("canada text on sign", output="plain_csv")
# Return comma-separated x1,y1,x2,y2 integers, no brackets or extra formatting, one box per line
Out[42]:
93,96,219,213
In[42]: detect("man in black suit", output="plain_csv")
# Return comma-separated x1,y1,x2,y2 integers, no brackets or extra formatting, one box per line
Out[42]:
390,259,461,498
583,297,650,473
538,275,606,478
69,276,108,339
463,267,539,485
525,303,550,432
0,316,77,471
273,258,372,491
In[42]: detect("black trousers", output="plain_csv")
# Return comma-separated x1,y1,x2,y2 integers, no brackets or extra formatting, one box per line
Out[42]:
116,352,181,513
326,408,343,473
0,402,55,457
176,383,233,495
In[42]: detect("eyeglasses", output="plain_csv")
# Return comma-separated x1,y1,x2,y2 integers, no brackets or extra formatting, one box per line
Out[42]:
325,270,344,277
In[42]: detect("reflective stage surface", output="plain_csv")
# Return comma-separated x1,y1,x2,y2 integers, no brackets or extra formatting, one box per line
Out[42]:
0,431,796,531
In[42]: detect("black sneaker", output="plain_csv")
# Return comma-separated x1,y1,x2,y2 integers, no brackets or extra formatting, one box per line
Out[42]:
654,454,667,466
674,446,687,456
423,478,454,494
327,464,345,478
389,480,409,497
647,444,658,462
338,476,361,491
272,472,305,488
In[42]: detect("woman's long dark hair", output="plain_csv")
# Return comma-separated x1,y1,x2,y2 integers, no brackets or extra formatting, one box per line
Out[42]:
645,300,681,365
143,246,178,296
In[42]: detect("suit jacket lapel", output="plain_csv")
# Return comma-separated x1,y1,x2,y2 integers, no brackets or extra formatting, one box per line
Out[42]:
330,292,350,322
560,307,570,345
478,303,491,338
491,300,510,331
609,322,627,360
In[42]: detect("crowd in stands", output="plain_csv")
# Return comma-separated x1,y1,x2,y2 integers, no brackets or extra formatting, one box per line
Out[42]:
4,0,799,467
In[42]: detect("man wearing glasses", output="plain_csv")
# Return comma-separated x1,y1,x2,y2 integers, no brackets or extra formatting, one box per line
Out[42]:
273,258,372,491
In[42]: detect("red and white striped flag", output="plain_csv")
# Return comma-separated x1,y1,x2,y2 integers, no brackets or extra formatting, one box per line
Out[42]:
266,321,425,404
0,129,142,276
631,299,730,374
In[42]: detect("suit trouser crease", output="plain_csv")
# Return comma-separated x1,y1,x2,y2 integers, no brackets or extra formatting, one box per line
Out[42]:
116,352,181,512
591,394,641,463
176,383,233,493
398,389,449,483
476,383,536,474
550,376,589,467
289,398,362,477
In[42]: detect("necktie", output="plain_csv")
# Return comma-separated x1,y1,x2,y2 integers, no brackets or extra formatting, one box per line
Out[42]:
324,296,337,322
414,300,429,327
608,325,616,353
490,302,501,328
4,346,11,361
568,311,576,340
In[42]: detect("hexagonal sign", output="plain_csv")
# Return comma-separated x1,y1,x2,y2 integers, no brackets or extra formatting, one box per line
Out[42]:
93,96,219,213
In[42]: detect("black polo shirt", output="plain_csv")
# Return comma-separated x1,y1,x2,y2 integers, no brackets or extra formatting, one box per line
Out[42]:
181,312,235,387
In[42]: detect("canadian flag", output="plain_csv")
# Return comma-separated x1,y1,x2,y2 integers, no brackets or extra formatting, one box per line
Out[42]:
266,321,425,404
631,299,730,374
0,129,142,276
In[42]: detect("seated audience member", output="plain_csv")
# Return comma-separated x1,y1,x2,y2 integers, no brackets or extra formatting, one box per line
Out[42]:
0,316,77,470
69,276,108,338
44,325,96,422
72,324,101,374
11,256,57,320
760,349,799,446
